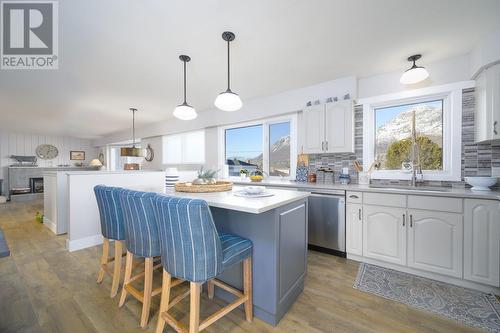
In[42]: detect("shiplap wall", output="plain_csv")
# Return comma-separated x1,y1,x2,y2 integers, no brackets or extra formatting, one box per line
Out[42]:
0,132,97,195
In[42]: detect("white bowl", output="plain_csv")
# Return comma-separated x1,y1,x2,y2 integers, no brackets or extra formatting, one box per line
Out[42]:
244,186,265,195
465,177,497,191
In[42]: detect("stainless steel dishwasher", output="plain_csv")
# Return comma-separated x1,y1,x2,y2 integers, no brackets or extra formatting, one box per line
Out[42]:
299,188,346,257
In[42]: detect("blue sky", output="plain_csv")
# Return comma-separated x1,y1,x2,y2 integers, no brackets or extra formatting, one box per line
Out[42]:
375,100,442,129
225,122,290,160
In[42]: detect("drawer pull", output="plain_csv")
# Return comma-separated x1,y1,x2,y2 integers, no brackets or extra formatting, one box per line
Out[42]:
349,195,359,199
402,214,405,227
410,214,413,228
358,208,361,220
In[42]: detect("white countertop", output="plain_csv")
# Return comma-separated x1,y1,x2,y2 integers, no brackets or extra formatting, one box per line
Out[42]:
132,185,310,214
234,179,500,201
43,170,163,176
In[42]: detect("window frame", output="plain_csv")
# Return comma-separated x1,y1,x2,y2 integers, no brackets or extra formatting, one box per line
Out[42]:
359,81,474,181
218,114,297,179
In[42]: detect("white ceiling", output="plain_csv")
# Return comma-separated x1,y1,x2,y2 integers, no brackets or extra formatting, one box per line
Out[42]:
1,0,500,139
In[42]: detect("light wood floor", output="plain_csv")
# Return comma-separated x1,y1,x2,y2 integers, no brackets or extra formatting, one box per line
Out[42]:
0,201,482,333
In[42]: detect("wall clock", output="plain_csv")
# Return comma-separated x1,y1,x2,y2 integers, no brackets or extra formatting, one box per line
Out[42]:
36,144,59,160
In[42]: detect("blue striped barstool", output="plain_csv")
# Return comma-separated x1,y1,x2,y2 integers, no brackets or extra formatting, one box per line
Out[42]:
118,189,185,328
94,185,126,298
153,195,253,333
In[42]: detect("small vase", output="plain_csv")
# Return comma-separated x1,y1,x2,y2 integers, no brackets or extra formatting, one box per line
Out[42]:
165,168,179,191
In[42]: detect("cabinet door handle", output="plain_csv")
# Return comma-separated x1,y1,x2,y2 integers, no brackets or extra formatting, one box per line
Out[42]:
321,141,325,151
494,121,498,135
325,141,328,151
358,208,362,220
410,214,413,228
349,195,359,199
402,214,405,227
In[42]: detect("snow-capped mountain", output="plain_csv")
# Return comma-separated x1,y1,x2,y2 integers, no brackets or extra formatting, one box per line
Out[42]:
376,106,442,150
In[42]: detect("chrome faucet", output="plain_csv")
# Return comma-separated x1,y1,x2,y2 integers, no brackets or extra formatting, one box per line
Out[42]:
410,110,424,187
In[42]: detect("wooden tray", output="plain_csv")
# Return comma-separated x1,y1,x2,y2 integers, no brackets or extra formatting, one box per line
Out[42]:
175,181,233,193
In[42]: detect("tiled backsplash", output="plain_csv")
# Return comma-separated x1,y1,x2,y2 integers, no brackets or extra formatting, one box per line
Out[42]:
308,89,500,186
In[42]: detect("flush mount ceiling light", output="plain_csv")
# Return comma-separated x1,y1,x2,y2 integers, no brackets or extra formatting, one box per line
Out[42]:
120,108,142,157
173,55,197,120
215,31,242,112
400,54,429,85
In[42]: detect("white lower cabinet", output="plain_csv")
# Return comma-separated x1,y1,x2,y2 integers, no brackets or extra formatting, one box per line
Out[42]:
464,199,500,287
346,203,363,256
407,209,463,278
362,205,406,266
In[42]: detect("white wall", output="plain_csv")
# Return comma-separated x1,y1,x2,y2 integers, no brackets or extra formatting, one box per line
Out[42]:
358,53,472,99
93,76,357,146
470,28,500,77
0,132,97,194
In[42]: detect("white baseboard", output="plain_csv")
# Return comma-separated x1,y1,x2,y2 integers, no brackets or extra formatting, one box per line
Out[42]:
67,234,103,252
347,253,500,295
42,217,57,234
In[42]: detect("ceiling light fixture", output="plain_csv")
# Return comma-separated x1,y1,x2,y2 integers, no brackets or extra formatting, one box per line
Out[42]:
215,31,242,112
173,55,197,120
400,54,429,84
120,108,142,157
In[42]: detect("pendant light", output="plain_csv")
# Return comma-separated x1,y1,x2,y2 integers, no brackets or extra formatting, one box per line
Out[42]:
120,108,142,157
173,55,197,120
400,54,429,84
215,31,242,112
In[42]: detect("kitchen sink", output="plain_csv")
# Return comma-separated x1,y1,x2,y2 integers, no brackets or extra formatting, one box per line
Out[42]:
368,185,452,192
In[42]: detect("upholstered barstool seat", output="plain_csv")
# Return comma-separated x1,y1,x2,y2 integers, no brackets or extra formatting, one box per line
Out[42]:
220,233,253,269
153,195,253,333
94,185,126,298
118,189,185,329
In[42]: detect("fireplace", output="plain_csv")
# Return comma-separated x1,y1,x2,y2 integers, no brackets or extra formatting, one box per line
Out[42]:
29,177,44,194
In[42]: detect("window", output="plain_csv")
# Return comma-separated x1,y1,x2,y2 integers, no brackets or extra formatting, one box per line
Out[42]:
225,125,263,176
360,81,474,181
163,130,205,165
269,122,291,176
220,115,296,178
375,99,443,171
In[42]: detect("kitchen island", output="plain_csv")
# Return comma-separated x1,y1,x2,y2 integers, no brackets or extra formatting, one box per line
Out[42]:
142,186,310,326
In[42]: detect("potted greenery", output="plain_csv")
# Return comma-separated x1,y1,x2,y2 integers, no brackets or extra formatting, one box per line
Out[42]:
240,168,249,180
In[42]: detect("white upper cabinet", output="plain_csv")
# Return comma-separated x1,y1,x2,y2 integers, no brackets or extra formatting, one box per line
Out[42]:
464,199,500,287
301,105,324,153
346,203,363,256
407,210,463,278
301,100,354,154
475,63,500,143
362,205,406,266
325,101,354,153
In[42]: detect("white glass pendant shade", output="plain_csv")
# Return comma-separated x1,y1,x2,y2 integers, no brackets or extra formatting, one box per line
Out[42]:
400,66,429,84
173,103,197,120
214,90,243,112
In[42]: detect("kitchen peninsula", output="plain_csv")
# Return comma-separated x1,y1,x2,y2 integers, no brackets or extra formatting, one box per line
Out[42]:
149,186,310,326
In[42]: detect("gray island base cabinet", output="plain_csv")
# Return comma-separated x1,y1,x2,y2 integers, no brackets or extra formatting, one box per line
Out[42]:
210,198,308,326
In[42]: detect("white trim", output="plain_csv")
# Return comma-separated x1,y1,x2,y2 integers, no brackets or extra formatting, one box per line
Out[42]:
43,216,57,234
348,253,500,295
361,81,474,182
66,234,103,252
218,113,298,179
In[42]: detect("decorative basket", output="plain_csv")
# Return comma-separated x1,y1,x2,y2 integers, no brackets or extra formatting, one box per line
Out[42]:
175,181,233,193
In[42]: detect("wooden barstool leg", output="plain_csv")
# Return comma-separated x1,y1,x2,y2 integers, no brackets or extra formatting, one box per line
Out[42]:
119,251,133,307
140,257,154,328
97,238,110,283
243,257,253,322
189,282,201,333
155,270,172,333
110,240,123,298
207,279,214,299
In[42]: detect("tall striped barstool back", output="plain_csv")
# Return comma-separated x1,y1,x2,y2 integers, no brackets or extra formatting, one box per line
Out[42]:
93,185,126,298
154,195,253,333
118,189,184,328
